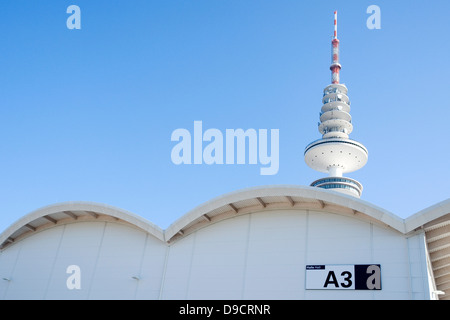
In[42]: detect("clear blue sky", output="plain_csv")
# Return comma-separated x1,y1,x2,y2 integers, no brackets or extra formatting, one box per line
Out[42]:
0,0,448,232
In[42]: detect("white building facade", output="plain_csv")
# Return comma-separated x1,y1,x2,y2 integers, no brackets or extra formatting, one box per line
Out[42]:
0,186,448,300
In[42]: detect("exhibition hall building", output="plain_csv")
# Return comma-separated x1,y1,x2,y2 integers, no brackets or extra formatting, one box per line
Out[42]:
0,12,448,300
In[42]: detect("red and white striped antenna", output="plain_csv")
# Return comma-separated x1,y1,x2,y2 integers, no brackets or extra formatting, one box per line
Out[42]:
330,10,341,84
334,10,338,39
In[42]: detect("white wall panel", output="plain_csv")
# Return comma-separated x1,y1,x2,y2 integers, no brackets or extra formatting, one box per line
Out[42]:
185,215,250,299
45,222,106,299
0,241,21,299
160,232,195,299
3,226,64,299
0,221,167,300
407,233,430,299
306,211,372,265
0,208,432,300
135,234,168,299
87,222,148,299
244,210,307,299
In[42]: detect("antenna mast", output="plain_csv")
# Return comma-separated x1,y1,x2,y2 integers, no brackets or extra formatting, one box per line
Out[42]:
330,11,341,84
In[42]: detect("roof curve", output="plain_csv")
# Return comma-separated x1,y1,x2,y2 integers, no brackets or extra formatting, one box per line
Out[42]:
164,185,406,241
0,185,449,249
0,201,165,249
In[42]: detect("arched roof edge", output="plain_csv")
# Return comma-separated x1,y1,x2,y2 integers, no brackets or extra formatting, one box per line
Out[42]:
2,188,448,248
164,185,406,240
405,198,450,233
0,201,165,247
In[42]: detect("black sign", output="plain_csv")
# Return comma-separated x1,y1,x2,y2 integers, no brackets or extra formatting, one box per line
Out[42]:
306,264,381,290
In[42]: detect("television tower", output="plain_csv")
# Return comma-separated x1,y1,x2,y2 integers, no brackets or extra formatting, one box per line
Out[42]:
304,11,368,198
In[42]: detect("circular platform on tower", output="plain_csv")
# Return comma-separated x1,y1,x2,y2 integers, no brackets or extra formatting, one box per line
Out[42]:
304,138,368,174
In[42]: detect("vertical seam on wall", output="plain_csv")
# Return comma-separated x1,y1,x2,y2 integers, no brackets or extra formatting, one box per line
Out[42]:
418,232,428,299
43,224,66,299
370,223,374,262
185,231,196,299
158,244,170,300
241,213,251,299
2,233,23,299
87,221,107,300
406,235,413,299
370,223,375,299
422,232,437,299
4,242,23,298
303,210,309,300
134,232,149,299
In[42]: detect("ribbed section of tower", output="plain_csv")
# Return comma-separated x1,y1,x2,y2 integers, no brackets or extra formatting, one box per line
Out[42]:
304,11,368,198
319,83,352,139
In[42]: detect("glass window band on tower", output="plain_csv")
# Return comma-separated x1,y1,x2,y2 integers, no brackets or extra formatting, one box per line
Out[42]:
310,177,363,197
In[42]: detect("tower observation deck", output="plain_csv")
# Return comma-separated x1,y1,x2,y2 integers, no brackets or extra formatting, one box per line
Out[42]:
304,11,368,198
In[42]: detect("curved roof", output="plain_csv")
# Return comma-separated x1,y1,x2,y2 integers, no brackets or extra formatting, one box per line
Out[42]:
0,185,449,249
0,201,165,249
164,185,405,242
